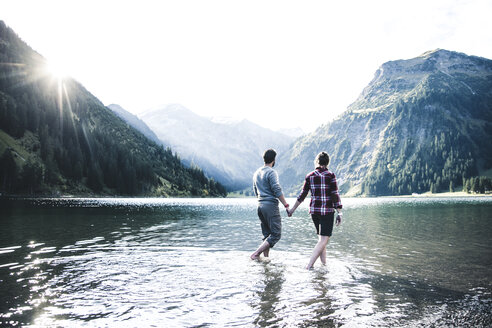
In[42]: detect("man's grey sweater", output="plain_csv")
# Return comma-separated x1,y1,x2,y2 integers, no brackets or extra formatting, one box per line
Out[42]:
253,166,283,204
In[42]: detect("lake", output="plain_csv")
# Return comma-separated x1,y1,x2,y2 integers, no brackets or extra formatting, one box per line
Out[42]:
1,197,491,327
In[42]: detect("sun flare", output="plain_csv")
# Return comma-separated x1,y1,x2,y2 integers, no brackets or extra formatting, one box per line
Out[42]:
44,60,69,80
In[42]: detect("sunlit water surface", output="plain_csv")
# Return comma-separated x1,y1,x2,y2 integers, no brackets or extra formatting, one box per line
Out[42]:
1,197,491,327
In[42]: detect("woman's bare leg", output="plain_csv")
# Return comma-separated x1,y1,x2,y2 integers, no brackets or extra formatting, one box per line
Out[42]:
320,240,327,265
306,236,330,269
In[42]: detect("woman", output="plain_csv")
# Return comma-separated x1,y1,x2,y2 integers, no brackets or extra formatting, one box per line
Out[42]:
287,151,343,269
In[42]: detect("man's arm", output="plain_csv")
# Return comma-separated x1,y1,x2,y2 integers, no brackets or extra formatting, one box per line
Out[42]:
268,170,289,208
278,194,289,209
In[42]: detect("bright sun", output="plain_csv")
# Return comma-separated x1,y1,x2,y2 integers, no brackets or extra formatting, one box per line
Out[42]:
44,60,70,80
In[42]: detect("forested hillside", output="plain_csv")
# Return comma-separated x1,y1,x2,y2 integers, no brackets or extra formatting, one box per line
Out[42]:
107,104,163,147
279,49,492,196
0,21,226,197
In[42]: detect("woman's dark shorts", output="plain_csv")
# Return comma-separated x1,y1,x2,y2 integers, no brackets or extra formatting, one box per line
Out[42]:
311,212,335,236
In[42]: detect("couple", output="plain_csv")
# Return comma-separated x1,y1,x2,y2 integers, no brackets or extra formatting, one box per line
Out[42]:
250,149,343,270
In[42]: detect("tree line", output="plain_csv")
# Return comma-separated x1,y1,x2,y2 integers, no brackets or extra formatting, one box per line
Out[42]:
462,176,492,194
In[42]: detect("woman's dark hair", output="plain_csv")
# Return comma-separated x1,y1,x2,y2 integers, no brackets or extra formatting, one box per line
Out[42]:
315,151,330,167
263,149,277,164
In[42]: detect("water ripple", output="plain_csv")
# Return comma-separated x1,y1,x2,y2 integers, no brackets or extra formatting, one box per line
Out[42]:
1,197,491,327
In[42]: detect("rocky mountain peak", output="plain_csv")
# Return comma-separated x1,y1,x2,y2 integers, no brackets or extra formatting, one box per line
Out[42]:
350,49,492,112
379,49,491,77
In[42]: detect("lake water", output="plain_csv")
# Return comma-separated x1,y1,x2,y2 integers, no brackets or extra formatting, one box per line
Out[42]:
0,197,491,327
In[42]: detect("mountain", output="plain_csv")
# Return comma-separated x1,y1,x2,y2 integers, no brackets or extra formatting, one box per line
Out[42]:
279,49,492,196
140,104,295,190
107,104,162,146
0,21,226,197
276,127,305,139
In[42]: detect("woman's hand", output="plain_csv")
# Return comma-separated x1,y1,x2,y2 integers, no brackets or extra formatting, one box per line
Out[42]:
336,212,343,226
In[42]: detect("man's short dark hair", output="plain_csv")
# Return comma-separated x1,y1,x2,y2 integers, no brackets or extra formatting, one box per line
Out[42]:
263,149,277,164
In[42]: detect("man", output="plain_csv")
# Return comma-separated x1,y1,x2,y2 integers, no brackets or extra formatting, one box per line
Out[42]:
251,149,289,260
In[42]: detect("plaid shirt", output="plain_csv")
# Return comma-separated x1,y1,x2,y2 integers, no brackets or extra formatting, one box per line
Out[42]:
297,167,342,215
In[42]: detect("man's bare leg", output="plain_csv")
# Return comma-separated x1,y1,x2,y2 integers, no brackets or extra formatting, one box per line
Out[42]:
306,236,330,269
250,240,270,260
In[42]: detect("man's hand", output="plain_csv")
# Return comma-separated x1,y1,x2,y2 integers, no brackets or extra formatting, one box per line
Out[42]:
284,203,291,217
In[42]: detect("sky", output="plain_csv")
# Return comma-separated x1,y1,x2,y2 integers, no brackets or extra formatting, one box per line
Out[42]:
2,0,492,133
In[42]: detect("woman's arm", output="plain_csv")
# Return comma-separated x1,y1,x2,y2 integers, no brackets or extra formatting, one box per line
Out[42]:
288,200,302,217
330,173,342,210
330,173,343,225
289,175,310,216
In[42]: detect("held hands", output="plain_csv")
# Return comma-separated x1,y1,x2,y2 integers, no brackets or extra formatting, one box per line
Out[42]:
283,203,294,217
284,203,290,217
287,207,295,217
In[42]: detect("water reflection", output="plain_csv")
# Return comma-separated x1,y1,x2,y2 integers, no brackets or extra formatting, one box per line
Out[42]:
0,197,491,327
254,260,285,327
298,269,336,327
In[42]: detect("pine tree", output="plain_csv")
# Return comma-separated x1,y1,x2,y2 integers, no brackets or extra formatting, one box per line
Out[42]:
20,157,44,194
0,149,17,192
472,178,480,193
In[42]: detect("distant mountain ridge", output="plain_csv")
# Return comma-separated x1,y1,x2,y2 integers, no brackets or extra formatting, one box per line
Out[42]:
140,104,295,190
0,21,226,197
107,104,162,146
280,49,492,196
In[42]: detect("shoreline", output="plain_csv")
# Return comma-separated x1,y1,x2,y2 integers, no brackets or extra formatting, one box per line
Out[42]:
2,191,491,200
385,191,492,198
